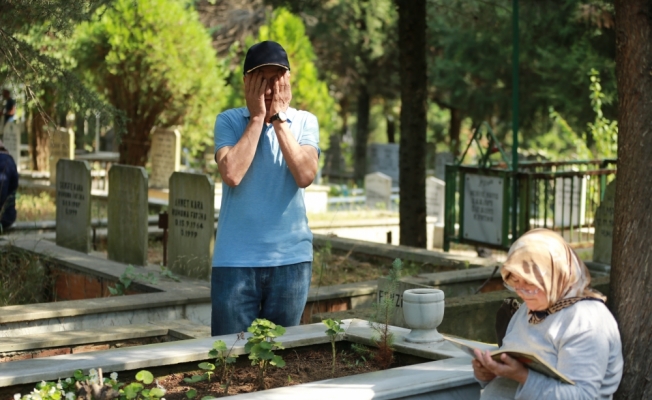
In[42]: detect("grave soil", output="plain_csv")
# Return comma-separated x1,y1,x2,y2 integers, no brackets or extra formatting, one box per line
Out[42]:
147,342,422,399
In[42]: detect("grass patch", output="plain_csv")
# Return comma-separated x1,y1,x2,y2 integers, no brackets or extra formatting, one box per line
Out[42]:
15,192,57,221
0,246,53,306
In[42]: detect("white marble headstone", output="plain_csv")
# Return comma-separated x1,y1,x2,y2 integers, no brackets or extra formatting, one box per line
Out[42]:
149,127,181,189
365,172,392,209
435,152,455,181
426,177,446,223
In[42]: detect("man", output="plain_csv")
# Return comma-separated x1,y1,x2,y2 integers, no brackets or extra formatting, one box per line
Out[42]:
0,140,18,232
2,89,16,126
211,41,320,336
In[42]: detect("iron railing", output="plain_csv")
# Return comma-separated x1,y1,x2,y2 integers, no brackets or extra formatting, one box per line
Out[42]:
444,158,616,251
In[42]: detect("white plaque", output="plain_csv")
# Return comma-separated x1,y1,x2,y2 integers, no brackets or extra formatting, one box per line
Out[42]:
463,174,504,244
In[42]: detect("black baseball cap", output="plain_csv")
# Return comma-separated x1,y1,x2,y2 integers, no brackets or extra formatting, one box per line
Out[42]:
243,41,290,75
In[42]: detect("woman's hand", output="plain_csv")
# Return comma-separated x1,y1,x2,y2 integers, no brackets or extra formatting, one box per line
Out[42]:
472,357,496,382
473,349,529,384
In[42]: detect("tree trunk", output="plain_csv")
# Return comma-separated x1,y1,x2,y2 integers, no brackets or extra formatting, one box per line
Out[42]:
386,114,396,144
612,1,652,398
449,107,462,156
396,0,427,248
354,83,370,184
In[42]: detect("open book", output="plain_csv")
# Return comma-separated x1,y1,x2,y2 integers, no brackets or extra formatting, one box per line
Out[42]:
444,336,575,385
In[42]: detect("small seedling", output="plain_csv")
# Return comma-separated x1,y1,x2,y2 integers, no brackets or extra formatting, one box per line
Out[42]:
369,258,402,369
245,319,286,390
184,332,244,395
322,318,345,377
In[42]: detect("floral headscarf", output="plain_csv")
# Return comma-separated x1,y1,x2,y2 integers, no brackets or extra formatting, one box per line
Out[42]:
501,228,606,323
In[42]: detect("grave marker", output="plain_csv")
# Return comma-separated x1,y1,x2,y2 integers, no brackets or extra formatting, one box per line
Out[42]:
435,152,455,181
149,127,181,189
108,165,148,266
554,176,587,227
593,180,616,265
426,177,446,223
462,174,504,245
365,172,392,209
377,277,430,328
168,172,215,279
367,143,399,187
56,160,92,253
49,128,75,185
2,122,21,170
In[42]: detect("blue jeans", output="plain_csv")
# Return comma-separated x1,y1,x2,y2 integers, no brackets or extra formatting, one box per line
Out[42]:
211,262,312,336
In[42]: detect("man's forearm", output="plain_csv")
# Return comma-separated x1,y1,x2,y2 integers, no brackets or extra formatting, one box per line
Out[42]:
216,116,265,186
273,121,318,188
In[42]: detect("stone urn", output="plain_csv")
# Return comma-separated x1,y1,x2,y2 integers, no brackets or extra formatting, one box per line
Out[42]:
403,288,445,343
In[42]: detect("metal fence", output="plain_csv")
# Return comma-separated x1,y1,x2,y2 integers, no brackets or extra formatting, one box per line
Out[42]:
444,159,617,251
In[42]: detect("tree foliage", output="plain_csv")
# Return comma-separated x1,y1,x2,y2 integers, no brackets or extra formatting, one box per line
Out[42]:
427,0,616,156
73,0,228,165
0,0,121,129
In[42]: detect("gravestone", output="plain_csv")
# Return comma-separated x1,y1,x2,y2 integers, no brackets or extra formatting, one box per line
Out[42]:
56,160,92,253
554,176,587,227
435,152,455,181
426,177,446,223
367,143,399,187
49,128,75,185
149,127,181,189
593,180,616,265
377,277,430,328
108,165,149,266
462,174,504,245
168,172,215,279
365,172,392,209
2,122,21,170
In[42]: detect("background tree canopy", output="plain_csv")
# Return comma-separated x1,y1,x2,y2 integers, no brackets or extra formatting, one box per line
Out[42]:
73,0,228,166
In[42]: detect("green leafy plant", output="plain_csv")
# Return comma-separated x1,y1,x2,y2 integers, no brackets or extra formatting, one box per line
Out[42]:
245,318,286,390
15,368,164,400
108,265,158,296
159,266,181,282
369,258,402,369
184,332,244,397
322,318,345,377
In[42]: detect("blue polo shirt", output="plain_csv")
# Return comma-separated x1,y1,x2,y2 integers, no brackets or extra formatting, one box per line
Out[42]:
212,107,319,267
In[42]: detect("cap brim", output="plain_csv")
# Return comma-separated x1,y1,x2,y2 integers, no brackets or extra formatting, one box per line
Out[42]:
245,63,290,74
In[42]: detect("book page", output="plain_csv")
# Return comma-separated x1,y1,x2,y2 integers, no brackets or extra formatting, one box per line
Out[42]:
492,350,575,385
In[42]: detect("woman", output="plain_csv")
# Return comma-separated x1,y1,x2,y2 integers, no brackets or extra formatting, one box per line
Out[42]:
472,228,622,399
